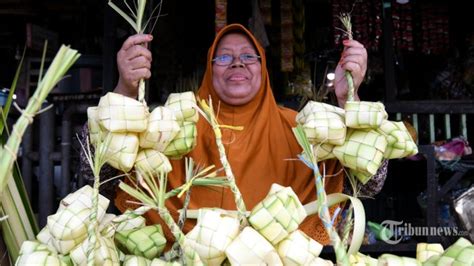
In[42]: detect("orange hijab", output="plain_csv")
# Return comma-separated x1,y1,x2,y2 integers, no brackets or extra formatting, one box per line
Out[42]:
115,24,344,245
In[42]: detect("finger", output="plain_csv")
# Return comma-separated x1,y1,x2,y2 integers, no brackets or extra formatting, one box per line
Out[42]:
343,39,365,48
122,34,153,51
342,47,367,58
341,54,366,66
126,45,153,62
129,56,152,71
131,69,152,80
341,61,363,74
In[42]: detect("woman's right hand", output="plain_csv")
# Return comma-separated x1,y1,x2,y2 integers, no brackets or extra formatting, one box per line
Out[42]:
113,34,153,98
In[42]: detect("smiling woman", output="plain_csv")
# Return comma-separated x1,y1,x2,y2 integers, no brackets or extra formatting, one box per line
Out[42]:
212,33,262,105
80,23,384,248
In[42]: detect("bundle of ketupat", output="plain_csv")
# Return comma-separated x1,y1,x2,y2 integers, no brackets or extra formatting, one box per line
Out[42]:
87,91,199,174
15,186,166,266
296,99,418,184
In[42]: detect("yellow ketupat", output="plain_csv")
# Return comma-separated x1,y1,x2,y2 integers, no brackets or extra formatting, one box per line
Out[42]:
185,209,240,265
98,92,148,133
344,101,387,129
103,132,140,172
276,230,324,266
377,120,418,159
69,236,120,265
164,91,199,123
225,226,283,265
135,149,172,175
45,185,109,254
296,101,346,146
333,129,387,178
87,106,101,146
248,184,307,245
416,243,444,263
377,254,421,266
312,142,335,161
139,106,180,151
15,241,67,266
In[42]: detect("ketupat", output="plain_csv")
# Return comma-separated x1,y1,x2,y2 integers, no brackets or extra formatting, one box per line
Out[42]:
185,209,240,265
248,183,307,245
344,101,387,129
416,243,444,263
98,92,149,133
139,106,180,151
296,101,347,146
115,224,166,260
276,229,324,265
225,226,283,265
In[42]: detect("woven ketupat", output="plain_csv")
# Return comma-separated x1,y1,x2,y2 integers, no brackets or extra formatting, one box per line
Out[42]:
333,129,387,177
70,236,120,265
87,107,101,146
135,149,172,175
276,230,323,266
185,209,240,266
344,101,388,129
164,91,199,123
139,106,180,151
163,121,197,159
104,132,139,172
16,241,66,266
312,143,335,161
98,92,148,133
225,226,283,265
248,184,307,245
377,120,418,159
46,186,109,254
115,224,166,260
296,101,346,146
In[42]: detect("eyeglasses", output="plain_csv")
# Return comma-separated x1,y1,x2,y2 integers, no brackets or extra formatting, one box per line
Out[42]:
212,54,261,66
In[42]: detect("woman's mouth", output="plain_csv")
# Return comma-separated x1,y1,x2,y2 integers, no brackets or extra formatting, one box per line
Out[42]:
228,74,247,81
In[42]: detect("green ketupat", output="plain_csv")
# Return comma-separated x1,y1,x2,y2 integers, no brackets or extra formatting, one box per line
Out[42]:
115,224,166,260
98,92,148,133
163,121,197,159
312,142,335,161
276,229,323,266
225,226,283,265
345,101,387,129
332,129,387,180
296,101,346,146
248,184,307,245
377,120,418,159
139,106,180,151
185,209,240,265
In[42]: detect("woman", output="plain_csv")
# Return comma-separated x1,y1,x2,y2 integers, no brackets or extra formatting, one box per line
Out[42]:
82,24,386,245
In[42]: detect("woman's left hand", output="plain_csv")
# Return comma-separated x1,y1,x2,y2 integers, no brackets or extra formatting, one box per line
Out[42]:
334,39,367,107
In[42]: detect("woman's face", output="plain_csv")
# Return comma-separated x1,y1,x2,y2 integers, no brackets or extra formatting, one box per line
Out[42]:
212,33,262,106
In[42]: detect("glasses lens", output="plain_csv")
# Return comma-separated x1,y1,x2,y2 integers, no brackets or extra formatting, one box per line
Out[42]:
214,54,232,66
240,54,259,64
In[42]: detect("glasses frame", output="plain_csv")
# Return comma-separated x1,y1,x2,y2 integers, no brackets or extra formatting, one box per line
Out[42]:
212,53,261,66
